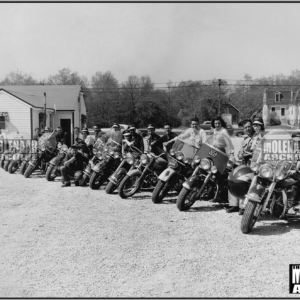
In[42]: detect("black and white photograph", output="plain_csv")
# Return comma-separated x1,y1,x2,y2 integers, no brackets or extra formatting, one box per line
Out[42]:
1,1,300,298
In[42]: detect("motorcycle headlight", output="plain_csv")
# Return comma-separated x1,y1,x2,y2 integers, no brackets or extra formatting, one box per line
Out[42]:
93,148,97,154
141,154,149,165
134,159,140,167
97,151,102,159
109,150,114,156
175,152,184,161
200,158,212,171
259,164,274,179
211,166,217,173
114,152,120,159
127,156,134,165
104,147,108,152
194,155,200,164
250,162,259,172
183,158,189,164
123,154,127,159
169,149,175,156
275,162,290,180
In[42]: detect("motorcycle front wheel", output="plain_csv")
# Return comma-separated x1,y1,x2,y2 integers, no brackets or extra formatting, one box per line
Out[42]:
0,159,4,169
45,165,59,181
105,181,117,194
8,160,19,174
118,174,141,199
152,180,171,204
89,172,104,190
79,174,89,186
4,160,10,172
19,161,28,175
24,164,36,178
176,187,198,211
241,200,262,234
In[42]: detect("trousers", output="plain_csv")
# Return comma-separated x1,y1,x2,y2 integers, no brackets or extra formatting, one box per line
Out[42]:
60,166,83,184
228,190,243,208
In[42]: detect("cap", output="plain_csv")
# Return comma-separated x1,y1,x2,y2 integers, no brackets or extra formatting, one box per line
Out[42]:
129,126,136,130
81,129,88,133
147,124,155,130
124,132,131,137
253,117,264,126
44,126,50,131
112,123,119,128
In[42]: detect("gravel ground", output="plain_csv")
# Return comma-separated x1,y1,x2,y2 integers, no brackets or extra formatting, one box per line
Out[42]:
1,168,300,297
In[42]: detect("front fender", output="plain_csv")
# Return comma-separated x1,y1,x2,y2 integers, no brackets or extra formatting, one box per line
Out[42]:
182,174,204,190
127,169,142,177
49,156,62,166
158,167,177,182
92,160,108,173
109,167,128,184
246,184,266,203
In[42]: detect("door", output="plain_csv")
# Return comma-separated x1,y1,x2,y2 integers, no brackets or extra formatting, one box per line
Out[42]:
60,119,71,147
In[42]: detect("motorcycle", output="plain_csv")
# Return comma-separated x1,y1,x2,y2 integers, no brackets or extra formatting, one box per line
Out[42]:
80,138,106,186
24,133,58,178
105,145,143,194
239,129,300,234
89,139,122,190
152,139,197,203
176,133,235,211
45,143,69,181
118,147,168,199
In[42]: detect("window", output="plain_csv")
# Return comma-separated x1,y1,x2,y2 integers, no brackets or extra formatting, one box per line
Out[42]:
0,116,5,129
271,107,276,112
275,92,281,102
281,108,285,116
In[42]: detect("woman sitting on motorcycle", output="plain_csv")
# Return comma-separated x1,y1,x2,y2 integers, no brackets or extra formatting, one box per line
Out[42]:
250,117,265,151
163,118,207,149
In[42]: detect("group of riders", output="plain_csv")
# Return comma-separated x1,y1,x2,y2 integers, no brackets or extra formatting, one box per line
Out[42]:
3,114,300,234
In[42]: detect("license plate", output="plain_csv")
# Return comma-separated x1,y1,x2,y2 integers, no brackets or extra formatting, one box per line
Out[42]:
208,149,218,158
169,158,178,168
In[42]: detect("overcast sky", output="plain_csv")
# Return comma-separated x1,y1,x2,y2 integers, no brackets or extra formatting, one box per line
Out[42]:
0,3,300,85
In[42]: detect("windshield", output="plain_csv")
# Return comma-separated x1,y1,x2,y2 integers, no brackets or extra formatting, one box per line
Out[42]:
250,129,293,166
171,139,198,159
104,139,122,153
38,132,57,150
94,138,106,151
204,133,231,157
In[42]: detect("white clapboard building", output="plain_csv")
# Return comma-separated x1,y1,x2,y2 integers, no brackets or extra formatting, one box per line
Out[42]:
0,85,87,146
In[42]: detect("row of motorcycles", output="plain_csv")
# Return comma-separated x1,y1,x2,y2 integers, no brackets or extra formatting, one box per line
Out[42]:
1,129,300,234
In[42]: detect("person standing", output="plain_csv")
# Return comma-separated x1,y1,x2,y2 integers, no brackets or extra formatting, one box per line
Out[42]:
226,119,255,214
33,127,42,141
55,127,66,144
93,124,104,140
153,123,178,153
164,118,207,149
144,124,161,154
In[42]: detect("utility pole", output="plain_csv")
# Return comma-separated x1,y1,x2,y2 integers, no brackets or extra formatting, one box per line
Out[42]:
44,92,46,129
218,79,222,116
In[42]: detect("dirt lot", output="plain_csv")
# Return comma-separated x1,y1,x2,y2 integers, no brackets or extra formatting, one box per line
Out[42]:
1,168,300,297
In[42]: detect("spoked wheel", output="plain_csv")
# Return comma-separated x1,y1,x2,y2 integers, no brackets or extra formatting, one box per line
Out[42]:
118,174,141,199
45,165,59,181
176,187,198,211
241,199,262,234
3,160,10,172
152,180,171,204
0,159,4,169
24,164,36,178
8,160,19,174
105,181,117,194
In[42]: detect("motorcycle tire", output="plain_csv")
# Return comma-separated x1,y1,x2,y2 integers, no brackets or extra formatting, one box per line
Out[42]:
105,181,117,194
241,200,262,234
0,159,4,169
8,160,19,174
4,160,10,172
20,161,28,175
176,187,198,211
79,174,89,186
152,180,170,204
24,165,35,178
89,172,104,190
45,165,59,181
118,174,141,199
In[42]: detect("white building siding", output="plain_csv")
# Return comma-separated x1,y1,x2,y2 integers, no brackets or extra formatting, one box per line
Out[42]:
0,91,31,135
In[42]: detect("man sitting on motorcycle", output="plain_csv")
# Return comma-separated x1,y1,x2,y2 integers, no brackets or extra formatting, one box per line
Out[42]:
144,124,162,155
122,127,144,153
60,142,88,187
152,123,178,153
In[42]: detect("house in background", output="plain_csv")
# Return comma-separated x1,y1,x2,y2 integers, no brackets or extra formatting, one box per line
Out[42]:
0,85,87,146
221,102,240,125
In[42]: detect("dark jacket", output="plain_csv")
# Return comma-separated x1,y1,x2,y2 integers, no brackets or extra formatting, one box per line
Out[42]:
152,132,178,153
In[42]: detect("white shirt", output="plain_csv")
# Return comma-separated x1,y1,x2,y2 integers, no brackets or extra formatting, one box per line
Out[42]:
177,128,207,148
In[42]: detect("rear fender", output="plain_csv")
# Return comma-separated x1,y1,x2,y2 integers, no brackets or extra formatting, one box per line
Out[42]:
158,168,177,182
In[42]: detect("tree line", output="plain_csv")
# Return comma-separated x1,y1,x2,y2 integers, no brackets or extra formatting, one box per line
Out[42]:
2,68,300,128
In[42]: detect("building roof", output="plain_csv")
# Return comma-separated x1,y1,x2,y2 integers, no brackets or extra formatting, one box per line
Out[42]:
0,85,82,110
227,102,240,112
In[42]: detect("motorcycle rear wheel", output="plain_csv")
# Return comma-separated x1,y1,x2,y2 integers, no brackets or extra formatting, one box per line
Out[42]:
8,160,19,174
241,200,262,234
118,174,141,199
176,187,198,211
20,161,28,175
152,180,171,204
